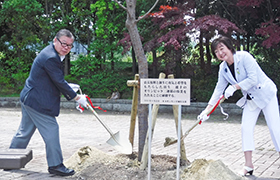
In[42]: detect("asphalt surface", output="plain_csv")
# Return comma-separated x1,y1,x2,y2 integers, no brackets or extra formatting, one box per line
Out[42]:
0,107,279,180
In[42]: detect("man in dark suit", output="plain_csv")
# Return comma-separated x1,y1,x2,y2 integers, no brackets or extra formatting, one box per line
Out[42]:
9,29,87,176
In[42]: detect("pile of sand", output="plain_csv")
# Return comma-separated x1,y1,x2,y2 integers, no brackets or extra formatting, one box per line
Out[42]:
65,146,244,180
182,159,244,180
64,146,125,172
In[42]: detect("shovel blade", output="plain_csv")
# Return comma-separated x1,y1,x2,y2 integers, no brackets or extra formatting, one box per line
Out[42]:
106,131,132,154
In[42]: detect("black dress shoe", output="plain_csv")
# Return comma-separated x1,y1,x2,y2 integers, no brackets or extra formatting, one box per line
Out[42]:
48,163,75,176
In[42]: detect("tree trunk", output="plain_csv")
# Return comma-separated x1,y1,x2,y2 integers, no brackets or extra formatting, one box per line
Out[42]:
132,47,137,75
237,35,241,51
125,0,149,161
246,34,250,51
175,50,182,78
199,32,205,70
64,54,70,75
111,51,115,71
152,49,158,78
205,37,212,75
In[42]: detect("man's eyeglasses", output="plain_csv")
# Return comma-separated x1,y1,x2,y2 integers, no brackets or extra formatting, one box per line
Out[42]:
56,37,74,49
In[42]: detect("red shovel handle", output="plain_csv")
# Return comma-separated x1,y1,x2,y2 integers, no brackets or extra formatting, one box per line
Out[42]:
164,95,226,147
207,95,225,116
86,95,107,112
199,95,225,124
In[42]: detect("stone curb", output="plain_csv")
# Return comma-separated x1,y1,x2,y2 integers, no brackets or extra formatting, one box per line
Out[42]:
0,97,243,115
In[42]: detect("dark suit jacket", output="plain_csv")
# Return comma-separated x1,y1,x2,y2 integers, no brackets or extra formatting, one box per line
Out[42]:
20,44,77,116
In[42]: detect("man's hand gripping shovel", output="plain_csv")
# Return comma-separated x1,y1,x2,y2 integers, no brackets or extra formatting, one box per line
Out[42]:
69,83,132,154
164,95,227,147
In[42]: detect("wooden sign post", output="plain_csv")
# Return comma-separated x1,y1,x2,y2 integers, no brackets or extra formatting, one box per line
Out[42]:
126,74,139,147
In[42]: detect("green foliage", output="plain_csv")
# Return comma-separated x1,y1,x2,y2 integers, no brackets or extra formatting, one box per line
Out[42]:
71,0,95,45
189,65,244,103
11,72,29,91
91,0,121,38
0,75,15,96
69,55,99,78
91,0,120,38
190,69,217,101
65,55,134,99
89,0,126,60
0,0,280,104
0,49,35,95
252,46,280,100
79,72,132,99
0,0,45,95
0,0,44,47
186,43,200,64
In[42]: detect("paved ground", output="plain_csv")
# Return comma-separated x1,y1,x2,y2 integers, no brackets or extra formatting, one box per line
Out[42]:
0,107,279,180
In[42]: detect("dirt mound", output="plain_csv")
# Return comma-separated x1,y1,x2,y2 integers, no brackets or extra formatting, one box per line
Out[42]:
64,146,118,172
65,146,244,180
182,159,244,180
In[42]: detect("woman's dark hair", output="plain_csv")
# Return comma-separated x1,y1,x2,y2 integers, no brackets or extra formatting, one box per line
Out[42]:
211,36,236,58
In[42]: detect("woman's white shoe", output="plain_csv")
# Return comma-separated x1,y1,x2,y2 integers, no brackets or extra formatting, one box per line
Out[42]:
240,166,254,176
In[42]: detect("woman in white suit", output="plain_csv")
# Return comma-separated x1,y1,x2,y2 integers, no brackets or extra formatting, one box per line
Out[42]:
199,36,280,176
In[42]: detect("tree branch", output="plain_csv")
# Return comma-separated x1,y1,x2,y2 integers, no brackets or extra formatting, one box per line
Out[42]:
113,0,127,11
136,0,159,22
218,0,239,27
266,0,273,21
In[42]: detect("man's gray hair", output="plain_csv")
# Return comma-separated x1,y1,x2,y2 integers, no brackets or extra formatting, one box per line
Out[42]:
55,29,74,40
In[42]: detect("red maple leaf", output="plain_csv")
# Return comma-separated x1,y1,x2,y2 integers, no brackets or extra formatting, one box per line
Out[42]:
255,19,280,48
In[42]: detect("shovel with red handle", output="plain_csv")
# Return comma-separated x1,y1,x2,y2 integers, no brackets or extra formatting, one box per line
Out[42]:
164,95,226,147
69,83,132,154
86,104,132,154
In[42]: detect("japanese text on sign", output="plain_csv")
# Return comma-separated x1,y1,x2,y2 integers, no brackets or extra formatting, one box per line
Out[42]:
140,79,190,105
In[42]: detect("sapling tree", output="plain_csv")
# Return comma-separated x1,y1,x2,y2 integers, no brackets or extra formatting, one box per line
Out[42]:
113,0,159,160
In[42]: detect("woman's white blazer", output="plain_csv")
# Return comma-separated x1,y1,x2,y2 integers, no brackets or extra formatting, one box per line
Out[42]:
208,51,277,109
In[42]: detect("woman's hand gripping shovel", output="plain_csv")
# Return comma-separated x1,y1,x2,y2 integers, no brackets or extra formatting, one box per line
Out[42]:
68,83,132,154
164,95,227,147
